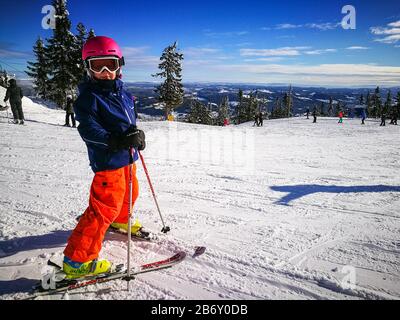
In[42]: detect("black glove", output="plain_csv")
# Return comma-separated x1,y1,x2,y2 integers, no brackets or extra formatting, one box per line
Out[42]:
108,126,146,152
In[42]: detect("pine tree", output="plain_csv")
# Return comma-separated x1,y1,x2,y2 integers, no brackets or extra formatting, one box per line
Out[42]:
336,101,342,116
384,90,392,116
359,94,364,105
88,28,96,39
217,96,230,126
0,68,10,87
236,89,247,124
46,0,78,108
284,85,293,118
396,92,400,119
373,86,382,118
272,97,283,119
26,37,50,99
320,102,325,116
153,42,184,120
72,22,88,87
246,92,258,122
188,99,212,125
366,91,373,117
328,97,333,116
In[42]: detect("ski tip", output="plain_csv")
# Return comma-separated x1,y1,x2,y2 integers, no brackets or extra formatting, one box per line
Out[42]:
192,246,206,258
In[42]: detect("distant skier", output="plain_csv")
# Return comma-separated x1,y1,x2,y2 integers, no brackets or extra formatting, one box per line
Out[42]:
380,111,386,126
312,107,317,123
338,111,344,124
361,109,366,125
393,108,398,125
259,113,264,127
64,95,76,127
3,79,24,125
306,108,310,119
62,36,146,279
390,108,398,125
253,113,260,127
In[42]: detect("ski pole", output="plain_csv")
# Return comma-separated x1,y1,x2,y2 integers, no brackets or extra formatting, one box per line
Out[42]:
123,147,135,288
138,151,170,234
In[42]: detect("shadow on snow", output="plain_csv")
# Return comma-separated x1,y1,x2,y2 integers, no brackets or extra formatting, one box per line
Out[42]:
270,184,400,206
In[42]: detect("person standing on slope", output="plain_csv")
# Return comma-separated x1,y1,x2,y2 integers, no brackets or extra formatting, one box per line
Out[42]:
64,95,76,127
361,109,367,125
380,111,386,126
4,79,24,125
63,36,146,279
338,111,344,124
312,107,317,123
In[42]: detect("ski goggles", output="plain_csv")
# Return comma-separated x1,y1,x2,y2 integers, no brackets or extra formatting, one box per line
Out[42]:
86,57,122,73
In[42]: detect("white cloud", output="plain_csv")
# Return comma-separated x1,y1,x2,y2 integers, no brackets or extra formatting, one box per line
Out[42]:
346,46,370,50
204,31,249,38
305,22,341,30
206,63,400,86
214,63,400,77
275,24,302,30
388,20,400,28
305,49,337,55
374,35,400,43
240,47,303,57
0,49,31,58
370,21,400,44
272,22,341,31
183,47,221,57
121,46,159,68
243,57,285,62
240,46,338,57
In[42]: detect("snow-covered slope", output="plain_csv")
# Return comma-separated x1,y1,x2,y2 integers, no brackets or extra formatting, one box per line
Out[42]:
0,90,399,300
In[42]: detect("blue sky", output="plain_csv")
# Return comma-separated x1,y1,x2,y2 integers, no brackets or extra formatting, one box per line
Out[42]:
0,0,399,87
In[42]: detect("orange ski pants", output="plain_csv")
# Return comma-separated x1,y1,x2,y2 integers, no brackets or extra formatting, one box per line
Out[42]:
64,164,139,263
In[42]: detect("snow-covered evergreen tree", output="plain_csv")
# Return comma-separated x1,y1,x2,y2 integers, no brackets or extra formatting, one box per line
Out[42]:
72,22,89,88
188,98,212,125
88,28,96,39
328,97,334,116
359,94,364,105
153,42,184,119
217,96,230,126
366,91,373,117
320,102,325,116
397,92,400,109
246,92,258,122
26,37,49,99
284,85,293,118
0,68,10,88
384,90,392,116
372,86,382,118
236,89,247,124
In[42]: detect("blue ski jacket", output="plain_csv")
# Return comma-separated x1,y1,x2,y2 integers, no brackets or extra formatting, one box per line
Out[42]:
74,78,139,173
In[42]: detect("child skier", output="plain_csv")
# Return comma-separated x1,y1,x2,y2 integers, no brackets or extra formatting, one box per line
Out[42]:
63,36,146,279
338,111,344,124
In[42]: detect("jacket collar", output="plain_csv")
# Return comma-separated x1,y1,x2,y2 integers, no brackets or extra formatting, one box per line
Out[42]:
79,77,124,95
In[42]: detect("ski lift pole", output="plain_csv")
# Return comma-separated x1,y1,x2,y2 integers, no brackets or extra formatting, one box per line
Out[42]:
138,151,170,234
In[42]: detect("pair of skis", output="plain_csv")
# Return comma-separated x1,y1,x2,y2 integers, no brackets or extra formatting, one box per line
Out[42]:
25,247,206,300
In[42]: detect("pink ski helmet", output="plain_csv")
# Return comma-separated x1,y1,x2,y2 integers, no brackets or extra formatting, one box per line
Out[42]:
82,36,124,61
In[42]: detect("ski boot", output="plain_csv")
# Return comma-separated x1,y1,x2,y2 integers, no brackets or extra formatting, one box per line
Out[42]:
110,220,154,240
62,257,112,279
